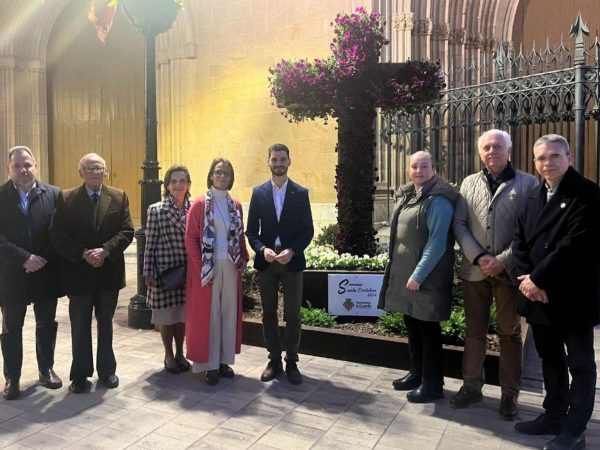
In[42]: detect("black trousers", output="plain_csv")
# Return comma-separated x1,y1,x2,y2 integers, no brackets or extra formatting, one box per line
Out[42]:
1,299,58,381
531,323,596,434
68,289,118,380
404,314,444,387
258,262,303,362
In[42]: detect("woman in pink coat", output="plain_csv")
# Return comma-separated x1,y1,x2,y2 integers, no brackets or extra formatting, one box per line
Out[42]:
185,157,249,385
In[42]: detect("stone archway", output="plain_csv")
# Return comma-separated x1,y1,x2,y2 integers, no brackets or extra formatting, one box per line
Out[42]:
0,0,198,224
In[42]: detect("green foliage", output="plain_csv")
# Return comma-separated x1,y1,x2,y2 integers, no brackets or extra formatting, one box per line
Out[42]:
377,312,406,335
300,307,337,328
314,224,339,246
441,305,466,345
488,300,498,334
242,267,258,295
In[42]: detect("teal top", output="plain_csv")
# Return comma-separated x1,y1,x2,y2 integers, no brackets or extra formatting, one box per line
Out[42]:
411,196,453,284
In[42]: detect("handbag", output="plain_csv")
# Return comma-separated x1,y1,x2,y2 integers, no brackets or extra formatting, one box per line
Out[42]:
159,265,187,290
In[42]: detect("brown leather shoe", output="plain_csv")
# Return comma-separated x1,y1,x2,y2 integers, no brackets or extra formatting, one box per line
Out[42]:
39,369,63,390
3,379,20,400
260,359,283,382
285,361,303,385
499,394,518,420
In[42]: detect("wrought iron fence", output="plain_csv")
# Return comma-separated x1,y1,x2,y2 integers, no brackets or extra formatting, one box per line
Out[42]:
376,14,600,224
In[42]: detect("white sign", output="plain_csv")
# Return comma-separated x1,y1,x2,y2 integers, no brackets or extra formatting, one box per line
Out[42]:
327,274,385,316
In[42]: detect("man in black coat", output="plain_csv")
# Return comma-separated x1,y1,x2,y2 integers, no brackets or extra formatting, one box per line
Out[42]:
513,134,600,450
0,146,63,400
246,143,314,385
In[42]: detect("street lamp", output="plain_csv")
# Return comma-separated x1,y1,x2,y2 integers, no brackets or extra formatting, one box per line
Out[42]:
120,0,181,329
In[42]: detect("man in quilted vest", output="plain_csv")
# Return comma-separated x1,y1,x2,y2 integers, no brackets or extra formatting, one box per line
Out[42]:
451,129,538,420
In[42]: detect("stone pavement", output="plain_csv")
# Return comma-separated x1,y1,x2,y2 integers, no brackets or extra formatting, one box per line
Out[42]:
1,244,600,449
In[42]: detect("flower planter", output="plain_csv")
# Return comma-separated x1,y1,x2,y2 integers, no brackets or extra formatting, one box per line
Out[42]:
242,318,501,385
302,269,384,311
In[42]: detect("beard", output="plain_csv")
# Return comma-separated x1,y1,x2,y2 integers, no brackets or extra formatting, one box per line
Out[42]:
270,166,288,176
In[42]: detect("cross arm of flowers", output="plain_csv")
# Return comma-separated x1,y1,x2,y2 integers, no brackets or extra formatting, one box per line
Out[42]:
268,7,445,123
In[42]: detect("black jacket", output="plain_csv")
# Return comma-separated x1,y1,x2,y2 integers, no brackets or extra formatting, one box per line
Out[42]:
0,180,62,304
513,167,600,328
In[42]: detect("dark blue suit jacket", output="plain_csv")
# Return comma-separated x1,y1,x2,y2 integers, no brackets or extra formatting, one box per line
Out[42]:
0,180,62,304
246,179,313,272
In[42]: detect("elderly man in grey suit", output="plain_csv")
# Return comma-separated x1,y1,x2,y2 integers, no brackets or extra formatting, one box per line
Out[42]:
451,129,538,419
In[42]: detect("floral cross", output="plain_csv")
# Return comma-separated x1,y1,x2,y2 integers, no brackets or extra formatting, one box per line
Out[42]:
268,7,445,256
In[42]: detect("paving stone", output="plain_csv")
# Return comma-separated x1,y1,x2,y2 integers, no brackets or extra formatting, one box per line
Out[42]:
321,424,383,447
193,427,259,449
253,421,324,449
1,251,598,450
281,410,336,431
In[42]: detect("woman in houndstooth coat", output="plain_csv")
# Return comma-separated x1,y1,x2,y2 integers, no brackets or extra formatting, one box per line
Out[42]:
143,165,192,374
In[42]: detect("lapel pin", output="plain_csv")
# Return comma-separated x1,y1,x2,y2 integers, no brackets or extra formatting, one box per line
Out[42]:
560,202,566,208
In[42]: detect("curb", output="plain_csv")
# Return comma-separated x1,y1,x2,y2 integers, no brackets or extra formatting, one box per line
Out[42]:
242,317,501,385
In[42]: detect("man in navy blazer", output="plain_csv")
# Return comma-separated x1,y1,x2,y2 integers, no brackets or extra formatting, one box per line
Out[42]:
247,143,313,385
0,146,63,400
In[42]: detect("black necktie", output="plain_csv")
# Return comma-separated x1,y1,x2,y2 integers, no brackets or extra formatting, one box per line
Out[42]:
91,193,99,205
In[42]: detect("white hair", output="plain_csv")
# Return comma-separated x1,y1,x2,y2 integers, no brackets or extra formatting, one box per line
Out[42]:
478,129,512,149
78,153,106,170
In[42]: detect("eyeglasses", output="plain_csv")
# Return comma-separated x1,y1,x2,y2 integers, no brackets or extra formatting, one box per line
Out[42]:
533,153,564,164
213,170,231,177
83,166,105,174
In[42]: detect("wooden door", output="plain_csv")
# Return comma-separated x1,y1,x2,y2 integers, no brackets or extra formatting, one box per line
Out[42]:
47,0,145,224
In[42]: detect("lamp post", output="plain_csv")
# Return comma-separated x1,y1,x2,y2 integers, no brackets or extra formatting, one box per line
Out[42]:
121,0,181,329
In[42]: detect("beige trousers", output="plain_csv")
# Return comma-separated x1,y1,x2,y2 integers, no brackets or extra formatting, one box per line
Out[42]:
192,258,238,373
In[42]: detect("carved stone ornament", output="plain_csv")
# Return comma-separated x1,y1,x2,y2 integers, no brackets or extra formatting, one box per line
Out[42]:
393,12,415,31
431,23,450,41
449,28,466,45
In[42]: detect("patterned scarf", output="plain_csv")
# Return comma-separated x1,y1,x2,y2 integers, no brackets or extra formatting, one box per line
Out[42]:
168,195,190,231
201,189,242,287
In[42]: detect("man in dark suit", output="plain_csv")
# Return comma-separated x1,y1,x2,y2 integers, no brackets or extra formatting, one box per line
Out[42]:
513,134,600,450
247,143,314,385
0,146,63,400
50,153,133,394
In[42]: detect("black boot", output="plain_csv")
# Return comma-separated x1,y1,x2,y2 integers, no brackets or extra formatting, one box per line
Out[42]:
392,372,421,391
406,383,444,403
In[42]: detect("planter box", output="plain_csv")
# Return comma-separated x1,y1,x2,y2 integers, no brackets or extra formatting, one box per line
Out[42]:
242,318,501,385
303,269,384,311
